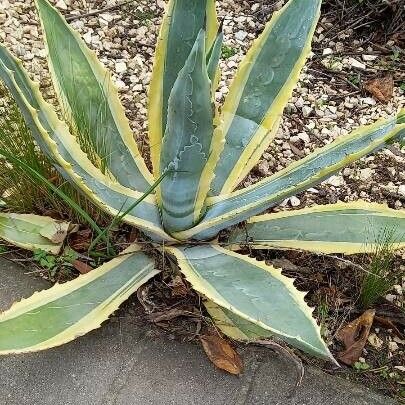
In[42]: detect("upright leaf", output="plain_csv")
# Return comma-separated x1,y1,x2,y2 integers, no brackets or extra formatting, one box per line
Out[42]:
148,0,218,178
160,30,214,232
0,245,158,354
210,0,321,195
167,245,335,362
35,0,153,191
206,24,224,90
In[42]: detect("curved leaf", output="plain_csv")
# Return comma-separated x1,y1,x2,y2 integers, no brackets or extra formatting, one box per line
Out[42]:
0,213,69,254
167,244,335,362
148,0,218,178
176,116,405,240
0,245,158,354
0,46,172,242
160,30,214,232
35,0,153,191
228,202,405,254
210,0,321,195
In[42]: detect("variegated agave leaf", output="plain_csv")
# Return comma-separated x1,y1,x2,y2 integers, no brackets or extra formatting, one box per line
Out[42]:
167,245,336,363
210,0,321,195
1,0,404,365
0,245,158,354
148,0,218,178
159,29,214,232
0,213,69,254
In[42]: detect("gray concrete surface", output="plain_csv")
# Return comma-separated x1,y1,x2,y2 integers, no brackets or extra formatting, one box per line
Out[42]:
0,257,397,405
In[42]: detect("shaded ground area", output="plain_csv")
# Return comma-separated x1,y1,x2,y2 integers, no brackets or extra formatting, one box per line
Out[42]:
0,258,396,405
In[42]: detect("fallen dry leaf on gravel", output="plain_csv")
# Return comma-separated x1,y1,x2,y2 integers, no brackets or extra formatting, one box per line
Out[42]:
200,335,243,375
364,76,394,102
336,309,375,365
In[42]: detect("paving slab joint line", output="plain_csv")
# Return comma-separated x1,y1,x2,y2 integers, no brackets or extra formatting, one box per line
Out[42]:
234,351,262,405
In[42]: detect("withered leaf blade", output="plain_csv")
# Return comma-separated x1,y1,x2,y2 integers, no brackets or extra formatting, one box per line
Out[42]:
364,76,393,102
40,220,70,244
200,335,243,375
336,309,375,365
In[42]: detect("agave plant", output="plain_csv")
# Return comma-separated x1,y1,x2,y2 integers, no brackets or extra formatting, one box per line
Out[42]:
0,0,404,362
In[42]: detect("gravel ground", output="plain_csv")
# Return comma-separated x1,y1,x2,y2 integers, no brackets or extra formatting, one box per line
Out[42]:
1,0,404,202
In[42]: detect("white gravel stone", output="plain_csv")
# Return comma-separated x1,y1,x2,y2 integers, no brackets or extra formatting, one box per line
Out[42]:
56,0,68,10
297,132,310,143
367,333,383,349
388,341,399,352
289,196,301,207
325,175,345,187
302,105,312,117
385,294,396,303
398,185,405,197
359,168,373,181
348,57,366,70
115,61,127,74
235,30,248,41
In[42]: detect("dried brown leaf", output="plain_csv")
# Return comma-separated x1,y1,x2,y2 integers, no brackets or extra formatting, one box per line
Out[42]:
200,335,243,375
69,228,92,252
72,259,93,274
336,309,375,365
364,76,394,102
169,275,189,297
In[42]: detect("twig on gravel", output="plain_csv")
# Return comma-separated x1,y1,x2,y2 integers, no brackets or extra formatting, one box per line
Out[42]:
65,0,138,22
307,68,360,91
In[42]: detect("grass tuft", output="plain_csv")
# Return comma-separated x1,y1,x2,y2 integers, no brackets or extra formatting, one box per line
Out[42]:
359,225,403,308
0,83,106,223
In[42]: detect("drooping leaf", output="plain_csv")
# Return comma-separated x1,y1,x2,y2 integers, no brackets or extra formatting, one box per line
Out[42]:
228,202,405,254
167,244,335,362
35,0,153,191
175,115,405,241
148,0,218,178
160,30,214,232
0,213,69,254
0,245,158,354
0,45,172,242
210,0,321,195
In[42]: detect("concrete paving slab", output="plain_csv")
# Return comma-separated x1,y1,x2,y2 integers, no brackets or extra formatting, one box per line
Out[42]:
0,258,397,405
